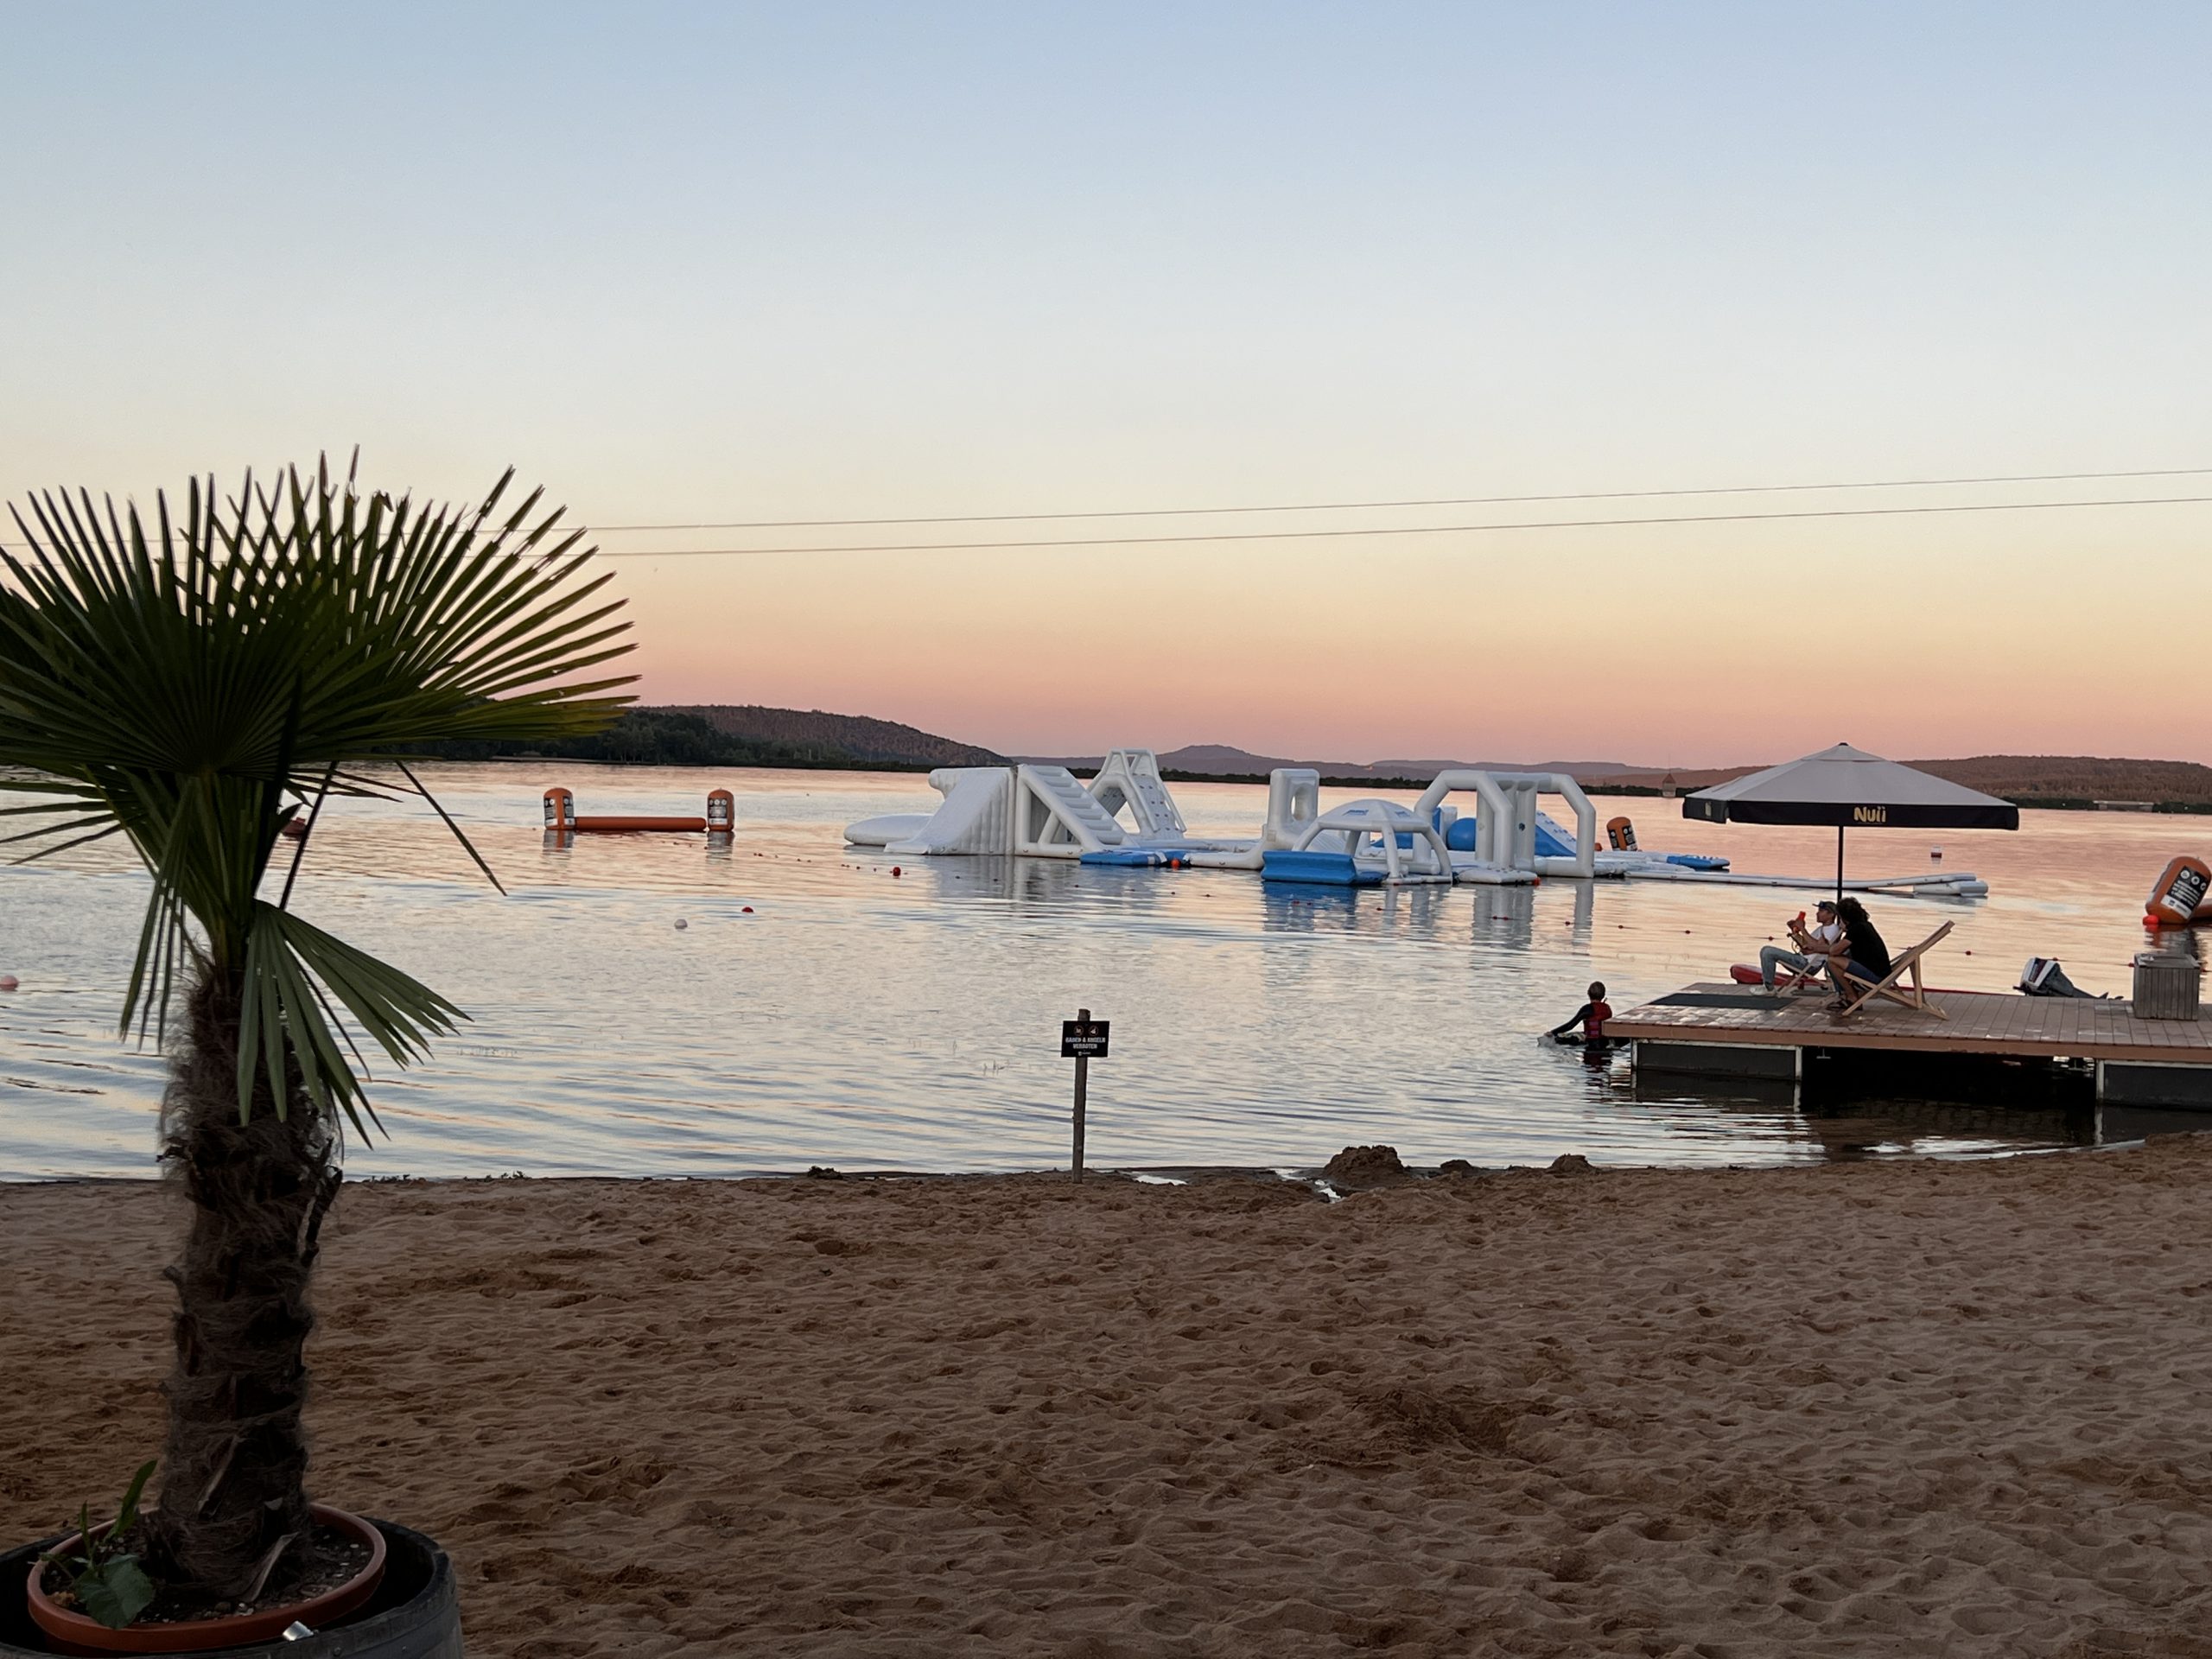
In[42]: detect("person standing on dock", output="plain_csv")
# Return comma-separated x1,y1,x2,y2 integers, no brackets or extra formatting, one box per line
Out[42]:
1826,898,1893,1007
1761,899,1845,990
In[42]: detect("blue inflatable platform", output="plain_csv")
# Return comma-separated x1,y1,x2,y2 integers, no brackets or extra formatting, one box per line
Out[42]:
1079,847,1198,867
1260,849,1383,887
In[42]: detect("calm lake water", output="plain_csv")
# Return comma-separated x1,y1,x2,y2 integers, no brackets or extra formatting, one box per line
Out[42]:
2,764,2202,1180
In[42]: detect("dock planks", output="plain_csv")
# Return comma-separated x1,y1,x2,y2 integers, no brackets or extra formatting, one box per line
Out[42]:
1610,983,2212,1066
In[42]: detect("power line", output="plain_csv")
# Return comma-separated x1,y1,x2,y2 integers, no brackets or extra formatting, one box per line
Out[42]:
578,464,2212,532
8,475,2206,563
592,492,2212,559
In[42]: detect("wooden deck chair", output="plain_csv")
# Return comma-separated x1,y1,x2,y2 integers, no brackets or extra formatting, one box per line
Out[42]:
1775,954,1831,995
1770,927,1844,995
1835,921,1955,1019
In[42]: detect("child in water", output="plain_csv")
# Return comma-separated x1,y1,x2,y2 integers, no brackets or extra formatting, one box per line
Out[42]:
1547,982,1613,1045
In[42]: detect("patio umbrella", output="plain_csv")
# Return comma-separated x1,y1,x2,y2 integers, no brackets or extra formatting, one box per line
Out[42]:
1680,742,2018,899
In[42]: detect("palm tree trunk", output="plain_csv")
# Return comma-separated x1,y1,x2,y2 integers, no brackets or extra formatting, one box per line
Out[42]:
149,969,341,1596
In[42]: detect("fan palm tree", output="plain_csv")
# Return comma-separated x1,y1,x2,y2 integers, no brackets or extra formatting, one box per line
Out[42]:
0,458,634,1600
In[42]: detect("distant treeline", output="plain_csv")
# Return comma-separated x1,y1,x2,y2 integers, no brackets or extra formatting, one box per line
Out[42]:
411,721,2212,811
1999,797,2212,814
418,709,937,772
1155,768,1433,790
1160,771,1686,797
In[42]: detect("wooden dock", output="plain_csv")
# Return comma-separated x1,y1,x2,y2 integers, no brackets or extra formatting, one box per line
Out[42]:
1610,984,2212,1108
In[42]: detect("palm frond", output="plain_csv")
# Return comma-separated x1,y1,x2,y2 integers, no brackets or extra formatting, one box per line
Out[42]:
237,903,463,1137
394,760,504,895
0,457,635,1132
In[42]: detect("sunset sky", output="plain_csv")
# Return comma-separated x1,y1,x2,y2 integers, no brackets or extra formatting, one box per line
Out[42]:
4,3,2209,766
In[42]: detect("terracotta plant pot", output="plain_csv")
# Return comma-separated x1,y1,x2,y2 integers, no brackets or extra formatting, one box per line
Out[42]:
26,1505,386,1656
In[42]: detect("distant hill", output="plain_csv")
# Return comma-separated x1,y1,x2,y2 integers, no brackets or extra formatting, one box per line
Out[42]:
664,705,1003,768
1575,755,2212,804
1020,743,1646,783
1906,755,2212,806
1567,765,1758,791
421,705,1001,772
434,708,2212,804
1013,742,2212,806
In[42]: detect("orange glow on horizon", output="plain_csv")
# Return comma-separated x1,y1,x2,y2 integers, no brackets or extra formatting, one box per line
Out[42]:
603,511,2212,767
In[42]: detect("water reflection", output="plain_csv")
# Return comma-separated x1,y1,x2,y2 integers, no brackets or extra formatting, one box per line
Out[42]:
2101,1103,2212,1142
1599,1068,2096,1160
1467,885,1539,946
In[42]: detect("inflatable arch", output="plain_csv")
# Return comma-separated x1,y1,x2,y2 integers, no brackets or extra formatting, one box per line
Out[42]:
1414,771,1598,878
1262,769,1322,849
1271,799,1454,886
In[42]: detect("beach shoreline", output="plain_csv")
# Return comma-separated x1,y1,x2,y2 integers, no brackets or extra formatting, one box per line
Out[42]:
6,1140,2210,1656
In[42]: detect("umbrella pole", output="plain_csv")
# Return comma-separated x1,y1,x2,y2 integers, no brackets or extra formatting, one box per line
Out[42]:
1836,826,1845,904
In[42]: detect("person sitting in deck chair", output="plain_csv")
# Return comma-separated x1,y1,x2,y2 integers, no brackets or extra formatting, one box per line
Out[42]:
1761,899,1845,991
1547,982,1613,1046
1826,898,1892,1010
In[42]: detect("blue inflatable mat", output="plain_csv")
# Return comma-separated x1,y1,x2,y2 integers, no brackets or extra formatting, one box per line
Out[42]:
1262,849,1382,887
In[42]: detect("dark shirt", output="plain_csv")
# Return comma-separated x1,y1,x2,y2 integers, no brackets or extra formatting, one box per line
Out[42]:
1550,1000,1612,1039
1841,914,1891,978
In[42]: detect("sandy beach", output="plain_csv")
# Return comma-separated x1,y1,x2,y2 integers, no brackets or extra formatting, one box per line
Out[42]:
6,1141,2212,1657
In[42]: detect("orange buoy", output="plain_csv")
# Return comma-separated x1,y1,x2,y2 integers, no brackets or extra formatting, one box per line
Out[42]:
707,789,735,834
543,787,575,831
2145,855,2212,927
1605,815,1638,852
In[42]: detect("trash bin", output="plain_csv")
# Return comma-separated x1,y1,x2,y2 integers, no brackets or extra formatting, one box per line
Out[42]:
2132,952,2202,1020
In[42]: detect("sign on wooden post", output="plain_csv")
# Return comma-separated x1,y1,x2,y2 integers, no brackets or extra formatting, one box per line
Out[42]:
1061,1009,1109,1179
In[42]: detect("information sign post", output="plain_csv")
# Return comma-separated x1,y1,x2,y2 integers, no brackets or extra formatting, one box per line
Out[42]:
1059,1009,1110,1181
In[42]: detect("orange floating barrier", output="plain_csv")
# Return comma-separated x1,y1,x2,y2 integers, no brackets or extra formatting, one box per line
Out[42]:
2145,855,2212,927
543,787,727,836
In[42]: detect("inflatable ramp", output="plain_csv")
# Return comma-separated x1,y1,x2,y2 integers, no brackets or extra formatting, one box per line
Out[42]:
1088,749,1186,839
1015,765,1128,856
845,751,1262,864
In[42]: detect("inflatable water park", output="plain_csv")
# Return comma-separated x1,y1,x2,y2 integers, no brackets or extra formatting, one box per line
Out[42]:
839,749,1993,896
531,758,2212,919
